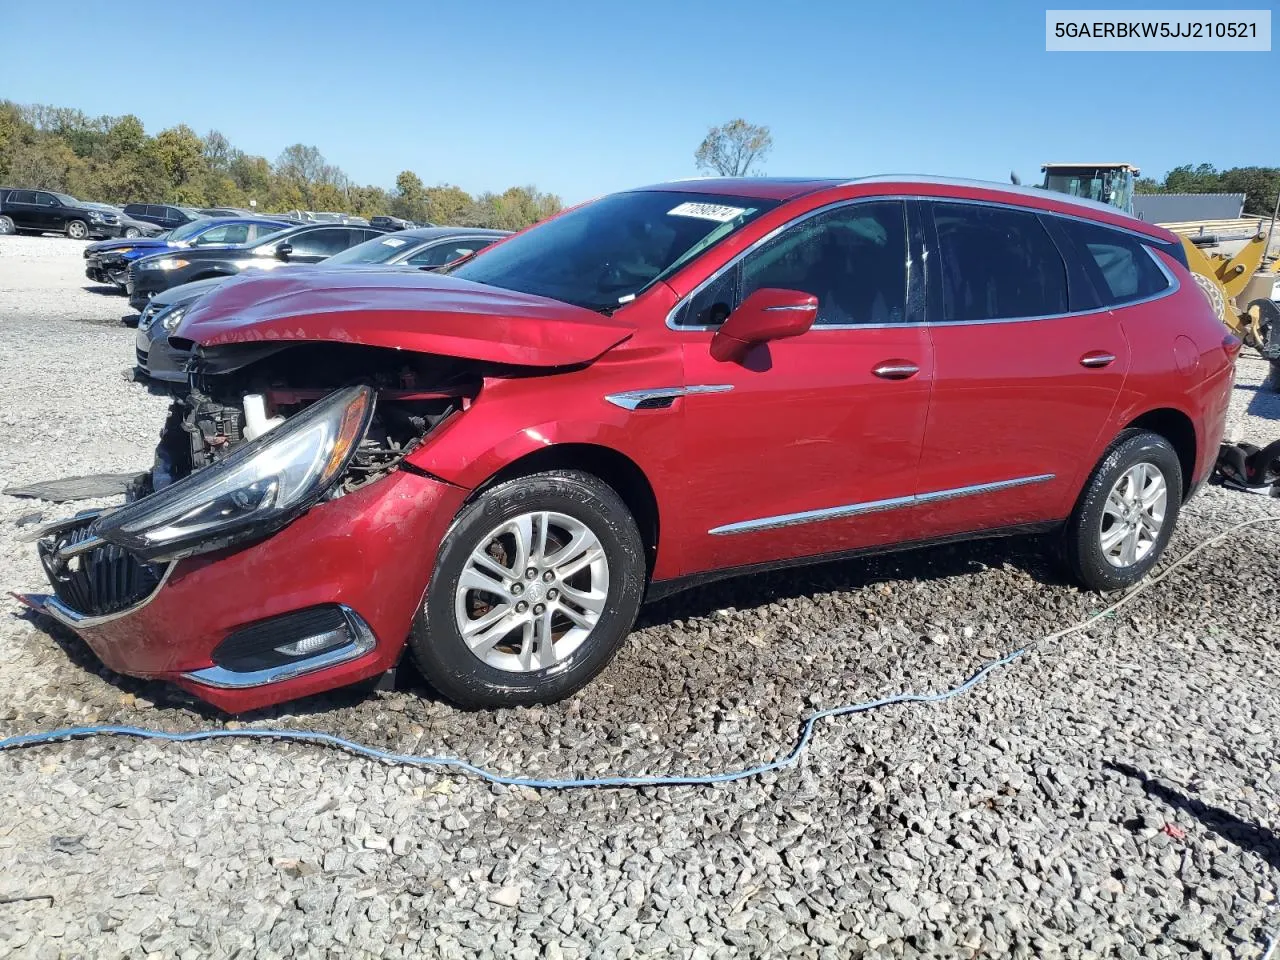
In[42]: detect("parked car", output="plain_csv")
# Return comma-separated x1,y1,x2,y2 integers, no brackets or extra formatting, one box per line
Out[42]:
84,203,166,239
28,176,1235,714
134,227,510,381
85,217,291,290
0,189,121,238
126,222,390,310
121,203,205,230
370,215,417,231
197,207,256,217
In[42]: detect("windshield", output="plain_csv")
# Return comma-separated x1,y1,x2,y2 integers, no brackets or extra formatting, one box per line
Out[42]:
1043,168,1135,212
448,191,778,311
325,233,421,265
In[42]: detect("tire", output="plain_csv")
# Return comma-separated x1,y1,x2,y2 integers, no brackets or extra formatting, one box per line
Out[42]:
66,219,88,239
124,227,140,238
0,215,14,235
1062,429,1183,592
409,470,646,708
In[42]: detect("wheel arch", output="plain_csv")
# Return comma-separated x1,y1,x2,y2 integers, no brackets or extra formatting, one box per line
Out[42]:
467,443,660,575
1122,407,1197,496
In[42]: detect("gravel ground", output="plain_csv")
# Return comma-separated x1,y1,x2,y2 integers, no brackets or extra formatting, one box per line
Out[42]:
1,235,1279,959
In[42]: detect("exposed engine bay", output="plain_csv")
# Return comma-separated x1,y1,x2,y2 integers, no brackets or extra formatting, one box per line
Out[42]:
142,342,482,497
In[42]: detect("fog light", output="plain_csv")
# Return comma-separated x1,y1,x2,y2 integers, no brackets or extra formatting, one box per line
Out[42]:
275,626,349,658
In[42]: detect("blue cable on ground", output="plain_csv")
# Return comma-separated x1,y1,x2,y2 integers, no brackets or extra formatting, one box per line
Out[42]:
1,516,1276,790
0,648,1027,789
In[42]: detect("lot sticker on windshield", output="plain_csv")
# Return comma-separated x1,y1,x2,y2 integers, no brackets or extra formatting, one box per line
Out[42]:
667,202,747,222
381,237,408,247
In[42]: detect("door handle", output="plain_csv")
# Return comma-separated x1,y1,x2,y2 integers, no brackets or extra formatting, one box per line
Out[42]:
1079,351,1117,368
872,361,920,380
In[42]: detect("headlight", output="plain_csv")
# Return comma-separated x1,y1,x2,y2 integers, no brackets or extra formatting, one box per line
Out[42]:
159,302,191,333
143,257,189,271
88,211,105,221
113,247,134,256
92,385,375,562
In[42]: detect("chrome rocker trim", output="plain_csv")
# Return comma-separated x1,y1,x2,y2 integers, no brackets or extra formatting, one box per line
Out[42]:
182,605,377,690
709,473,1056,535
605,384,734,411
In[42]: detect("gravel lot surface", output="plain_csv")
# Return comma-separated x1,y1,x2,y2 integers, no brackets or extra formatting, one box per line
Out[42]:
1,235,1279,959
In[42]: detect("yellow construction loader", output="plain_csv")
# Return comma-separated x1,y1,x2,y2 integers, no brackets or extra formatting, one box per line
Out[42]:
1038,162,1279,370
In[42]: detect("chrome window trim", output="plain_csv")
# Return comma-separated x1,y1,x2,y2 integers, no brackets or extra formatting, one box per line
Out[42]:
183,605,377,689
604,384,733,411
708,473,1056,536
666,193,1180,333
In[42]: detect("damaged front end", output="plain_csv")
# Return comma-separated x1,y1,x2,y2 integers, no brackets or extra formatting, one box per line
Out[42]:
29,341,481,708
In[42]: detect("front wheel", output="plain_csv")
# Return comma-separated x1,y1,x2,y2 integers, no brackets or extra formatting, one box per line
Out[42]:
409,470,646,708
124,226,141,238
66,219,88,239
1062,430,1183,592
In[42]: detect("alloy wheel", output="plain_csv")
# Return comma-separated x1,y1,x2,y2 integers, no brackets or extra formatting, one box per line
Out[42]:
1099,461,1167,568
68,221,87,239
454,510,610,672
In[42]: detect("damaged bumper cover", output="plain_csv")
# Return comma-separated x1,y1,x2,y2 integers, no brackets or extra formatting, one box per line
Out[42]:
27,385,469,712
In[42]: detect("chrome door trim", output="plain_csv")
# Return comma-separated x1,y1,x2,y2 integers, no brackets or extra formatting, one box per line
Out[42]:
708,473,1056,535
666,193,1179,333
604,384,733,411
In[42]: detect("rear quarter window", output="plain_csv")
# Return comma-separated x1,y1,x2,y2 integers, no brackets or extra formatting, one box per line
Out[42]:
1065,221,1171,306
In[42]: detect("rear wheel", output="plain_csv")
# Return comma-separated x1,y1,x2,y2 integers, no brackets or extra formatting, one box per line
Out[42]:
0,215,14,235
66,219,88,240
1062,430,1183,591
409,470,646,708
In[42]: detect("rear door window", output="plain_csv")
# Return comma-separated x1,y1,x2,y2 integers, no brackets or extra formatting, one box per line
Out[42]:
931,202,1069,321
1061,220,1172,306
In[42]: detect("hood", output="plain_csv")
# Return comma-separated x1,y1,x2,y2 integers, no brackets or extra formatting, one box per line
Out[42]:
153,274,231,308
88,237,169,255
177,268,636,367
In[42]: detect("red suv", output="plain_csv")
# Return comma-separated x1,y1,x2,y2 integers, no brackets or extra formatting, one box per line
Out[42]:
29,177,1237,712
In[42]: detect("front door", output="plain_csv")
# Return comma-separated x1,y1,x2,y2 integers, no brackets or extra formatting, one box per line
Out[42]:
916,200,1130,538
671,199,936,575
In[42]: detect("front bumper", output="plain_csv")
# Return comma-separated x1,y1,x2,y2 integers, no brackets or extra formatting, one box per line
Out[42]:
28,470,468,712
86,255,131,288
134,309,190,382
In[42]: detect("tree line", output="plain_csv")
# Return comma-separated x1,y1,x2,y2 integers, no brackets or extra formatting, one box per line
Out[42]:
1135,163,1280,217
0,101,562,229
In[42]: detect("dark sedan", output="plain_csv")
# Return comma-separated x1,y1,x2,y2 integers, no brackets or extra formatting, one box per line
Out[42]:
126,222,390,311
135,227,510,381
86,217,291,290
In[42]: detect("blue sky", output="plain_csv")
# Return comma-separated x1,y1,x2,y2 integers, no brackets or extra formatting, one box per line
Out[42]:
1,0,1274,203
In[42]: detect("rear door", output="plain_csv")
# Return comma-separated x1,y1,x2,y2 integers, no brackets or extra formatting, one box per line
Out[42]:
916,200,1130,537
673,198,936,574
5,190,41,229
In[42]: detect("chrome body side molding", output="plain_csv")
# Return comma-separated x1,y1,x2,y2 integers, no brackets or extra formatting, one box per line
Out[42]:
605,384,733,411
708,473,1057,535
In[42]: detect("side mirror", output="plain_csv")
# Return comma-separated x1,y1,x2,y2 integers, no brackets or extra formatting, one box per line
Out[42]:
275,242,293,261
710,288,818,362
